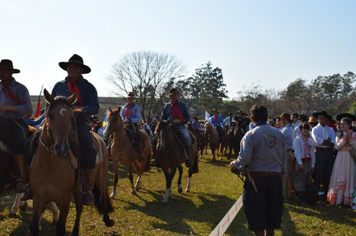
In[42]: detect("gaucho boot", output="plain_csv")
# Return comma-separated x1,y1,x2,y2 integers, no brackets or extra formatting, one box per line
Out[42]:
21,166,33,201
136,142,145,162
14,154,27,193
266,228,275,236
184,145,192,168
299,191,308,207
82,169,95,206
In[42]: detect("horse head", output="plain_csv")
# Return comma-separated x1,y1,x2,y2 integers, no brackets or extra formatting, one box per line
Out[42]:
155,118,171,152
44,89,77,156
103,106,123,139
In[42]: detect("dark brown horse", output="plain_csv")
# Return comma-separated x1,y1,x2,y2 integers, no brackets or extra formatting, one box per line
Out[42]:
204,122,221,161
226,120,245,159
155,119,198,203
187,123,206,158
29,89,113,236
103,106,152,197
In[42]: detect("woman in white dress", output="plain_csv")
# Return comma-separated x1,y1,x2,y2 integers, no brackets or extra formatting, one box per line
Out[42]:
327,117,356,206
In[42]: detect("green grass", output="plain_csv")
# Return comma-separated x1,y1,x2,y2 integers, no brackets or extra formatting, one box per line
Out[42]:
1,153,356,235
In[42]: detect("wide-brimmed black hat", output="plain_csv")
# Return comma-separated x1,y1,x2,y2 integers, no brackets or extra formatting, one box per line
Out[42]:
298,114,308,121
168,88,179,96
313,111,332,120
126,92,138,98
212,108,219,113
0,59,20,73
59,54,91,74
336,113,356,121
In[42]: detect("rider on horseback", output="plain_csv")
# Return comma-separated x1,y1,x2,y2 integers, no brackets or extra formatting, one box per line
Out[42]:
210,108,225,139
0,59,33,193
121,92,145,162
161,88,192,167
52,54,99,206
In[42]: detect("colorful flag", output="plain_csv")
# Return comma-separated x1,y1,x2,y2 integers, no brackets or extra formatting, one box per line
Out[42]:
102,109,108,127
34,85,43,118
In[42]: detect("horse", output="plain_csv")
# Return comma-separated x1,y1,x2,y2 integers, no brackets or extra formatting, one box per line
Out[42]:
28,89,114,236
204,122,221,161
226,120,245,159
187,123,206,158
155,119,198,203
103,106,152,198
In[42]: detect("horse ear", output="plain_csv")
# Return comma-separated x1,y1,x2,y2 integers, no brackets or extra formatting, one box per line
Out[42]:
109,106,113,113
118,106,122,113
44,89,54,105
67,91,78,105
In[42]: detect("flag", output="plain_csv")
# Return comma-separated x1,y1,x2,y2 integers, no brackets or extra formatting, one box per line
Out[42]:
150,110,155,120
102,109,108,127
34,85,43,118
353,108,355,116
205,111,210,121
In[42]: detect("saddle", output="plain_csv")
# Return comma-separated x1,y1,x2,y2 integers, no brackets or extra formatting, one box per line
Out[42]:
124,123,145,148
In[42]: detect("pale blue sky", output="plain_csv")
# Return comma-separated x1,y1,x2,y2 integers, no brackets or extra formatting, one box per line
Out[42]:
2,0,356,99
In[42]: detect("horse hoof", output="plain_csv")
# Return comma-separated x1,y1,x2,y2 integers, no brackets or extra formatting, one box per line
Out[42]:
109,194,115,200
131,190,137,195
135,186,141,191
186,189,190,193
105,219,115,227
162,197,168,204
178,187,183,193
8,212,17,218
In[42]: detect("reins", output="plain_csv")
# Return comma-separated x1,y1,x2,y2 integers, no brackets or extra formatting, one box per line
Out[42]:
110,112,135,154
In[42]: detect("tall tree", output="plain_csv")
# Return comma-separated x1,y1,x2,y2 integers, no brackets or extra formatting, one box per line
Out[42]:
106,51,186,122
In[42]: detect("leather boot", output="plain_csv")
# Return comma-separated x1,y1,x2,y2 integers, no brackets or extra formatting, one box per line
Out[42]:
15,154,27,193
184,145,192,167
254,230,264,236
82,169,95,206
136,142,145,162
21,166,33,201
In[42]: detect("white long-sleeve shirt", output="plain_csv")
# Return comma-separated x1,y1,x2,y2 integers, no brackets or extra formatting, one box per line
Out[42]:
311,124,336,148
293,135,316,167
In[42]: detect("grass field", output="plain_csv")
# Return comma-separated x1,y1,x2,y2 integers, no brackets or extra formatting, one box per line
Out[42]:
1,153,356,235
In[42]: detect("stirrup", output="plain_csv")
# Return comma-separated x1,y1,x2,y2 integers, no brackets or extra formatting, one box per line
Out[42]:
14,179,26,193
81,190,95,205
21,187,33,201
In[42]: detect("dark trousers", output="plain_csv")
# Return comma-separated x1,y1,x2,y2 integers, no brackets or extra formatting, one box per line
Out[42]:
133,123,142,142
77,122,96,169
6,118,29,155
243,175,283,232
216,126,224,137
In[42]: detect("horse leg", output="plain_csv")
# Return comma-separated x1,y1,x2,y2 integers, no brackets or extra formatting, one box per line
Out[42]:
9,193,24,217
49,201,59,225
177,165,183,193
56,202,70,236
212,146,216,161
29,196,47,236
134,161,142,191
72,191,83,236
110,160,120,200
162,167,175,203
127,163,136,195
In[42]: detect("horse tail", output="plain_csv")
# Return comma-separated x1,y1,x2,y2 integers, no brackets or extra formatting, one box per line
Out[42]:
92,184,114,215
144,151,152,172
192,152,199,174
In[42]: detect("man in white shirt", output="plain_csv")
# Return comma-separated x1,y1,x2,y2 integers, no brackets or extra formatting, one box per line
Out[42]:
311,111,335,201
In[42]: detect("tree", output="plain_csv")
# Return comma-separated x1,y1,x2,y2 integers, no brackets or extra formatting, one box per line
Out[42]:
106,51,186,122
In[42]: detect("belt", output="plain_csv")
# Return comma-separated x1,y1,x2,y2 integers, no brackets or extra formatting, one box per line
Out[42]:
249,171,280,178
302,158,311,162
286,149,293,152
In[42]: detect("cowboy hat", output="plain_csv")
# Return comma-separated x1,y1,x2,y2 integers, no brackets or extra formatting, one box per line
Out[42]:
126,92,138,98
308,116,318,124
59,54,91,74
238,110,243,114
275,113,291,122
168,88,179,96
0,59,20,73
336,113,356,121
312,111,332,120
212,108,219,113
298,114,308,121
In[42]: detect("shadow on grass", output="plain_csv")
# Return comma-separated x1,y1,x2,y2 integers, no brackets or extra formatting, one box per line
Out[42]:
119,188,247,235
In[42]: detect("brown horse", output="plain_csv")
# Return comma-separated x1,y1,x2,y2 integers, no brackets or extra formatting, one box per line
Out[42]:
155,119,198,203
187,123,206,158
29,89,113,236
103,106,151,198
204,122,221,161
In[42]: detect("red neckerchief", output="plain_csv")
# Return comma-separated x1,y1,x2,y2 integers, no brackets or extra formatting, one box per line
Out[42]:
301,135,310,161
193,121,197,128
1,78,25,104
214,115,220,126
124,103,133,118
66,76,82,105
170,100,185,122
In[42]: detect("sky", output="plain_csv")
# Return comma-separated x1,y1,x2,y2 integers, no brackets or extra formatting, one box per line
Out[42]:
2,0,356,100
